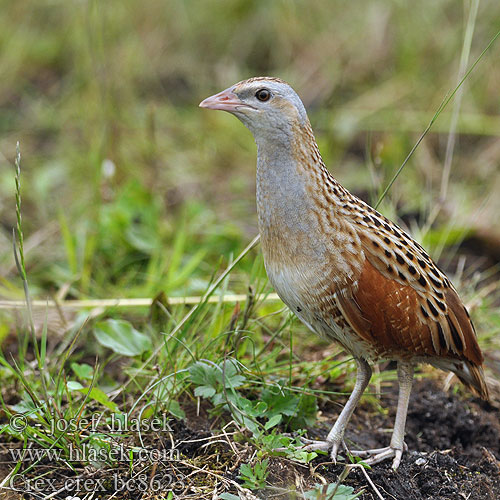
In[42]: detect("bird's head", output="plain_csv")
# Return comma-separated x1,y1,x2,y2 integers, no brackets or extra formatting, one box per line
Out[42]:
199,77,309,144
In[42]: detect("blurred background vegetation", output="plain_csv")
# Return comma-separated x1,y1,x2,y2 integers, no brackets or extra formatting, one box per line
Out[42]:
0,0,499,335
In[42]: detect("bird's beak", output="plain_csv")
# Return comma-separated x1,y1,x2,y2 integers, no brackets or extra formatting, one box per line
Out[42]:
199,87,250,112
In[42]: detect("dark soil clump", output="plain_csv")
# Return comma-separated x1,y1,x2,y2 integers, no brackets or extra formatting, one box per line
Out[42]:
344,448,500,500
405,380,499,458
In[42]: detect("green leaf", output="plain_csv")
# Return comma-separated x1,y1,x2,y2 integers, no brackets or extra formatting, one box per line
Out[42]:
194,386,216,398
262,433,291,450
167,400,185,419
267,394,299,417
71,362,94,381
292,393,318,429
239,463,253,477
94,319,152,356
216,358,246,389
240,415,260,435
237,397,267,417
67,382,119,412
260,385,317,428
291,450,318,464
66,380,84,391
81,387,119,412
238,459,268,490
264,414,282,430
188,361,218,389
303,482,362,500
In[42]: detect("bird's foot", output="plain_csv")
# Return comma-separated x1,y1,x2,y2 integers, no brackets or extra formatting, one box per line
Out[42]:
278,436,407,469
284,437,343,463
349,442,408,470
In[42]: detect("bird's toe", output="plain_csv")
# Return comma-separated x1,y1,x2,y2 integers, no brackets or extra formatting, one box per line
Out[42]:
349,444,406,469
300,439,332,452
391,448,404,470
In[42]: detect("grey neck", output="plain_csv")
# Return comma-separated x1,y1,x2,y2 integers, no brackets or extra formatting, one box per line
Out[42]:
255,135,316,236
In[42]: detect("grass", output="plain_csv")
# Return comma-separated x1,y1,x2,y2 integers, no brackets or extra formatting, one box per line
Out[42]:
0,1,500,498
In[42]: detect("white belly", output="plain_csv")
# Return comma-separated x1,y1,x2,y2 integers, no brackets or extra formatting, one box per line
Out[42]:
265,260,375,360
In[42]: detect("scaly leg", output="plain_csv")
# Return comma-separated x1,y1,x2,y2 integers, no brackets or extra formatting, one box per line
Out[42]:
351,360,414,469
300,358,372,461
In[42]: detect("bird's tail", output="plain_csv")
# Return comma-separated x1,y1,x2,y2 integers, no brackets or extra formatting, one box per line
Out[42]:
432,358,489,400
453,361,489,401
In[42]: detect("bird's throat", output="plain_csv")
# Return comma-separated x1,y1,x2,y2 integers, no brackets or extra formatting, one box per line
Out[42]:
255,129,329,264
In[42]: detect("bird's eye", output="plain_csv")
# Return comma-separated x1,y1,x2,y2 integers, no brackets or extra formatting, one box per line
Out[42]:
255,89,271,102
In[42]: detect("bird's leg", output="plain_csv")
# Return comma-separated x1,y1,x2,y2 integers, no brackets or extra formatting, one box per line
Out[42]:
389,361,414,468
351,360,414,469
300,358,372,461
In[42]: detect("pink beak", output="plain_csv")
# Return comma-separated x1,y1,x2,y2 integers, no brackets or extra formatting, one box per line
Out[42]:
199,87,250,112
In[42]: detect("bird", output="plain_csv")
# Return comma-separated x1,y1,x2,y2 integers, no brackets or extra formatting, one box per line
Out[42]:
199,77,489,469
